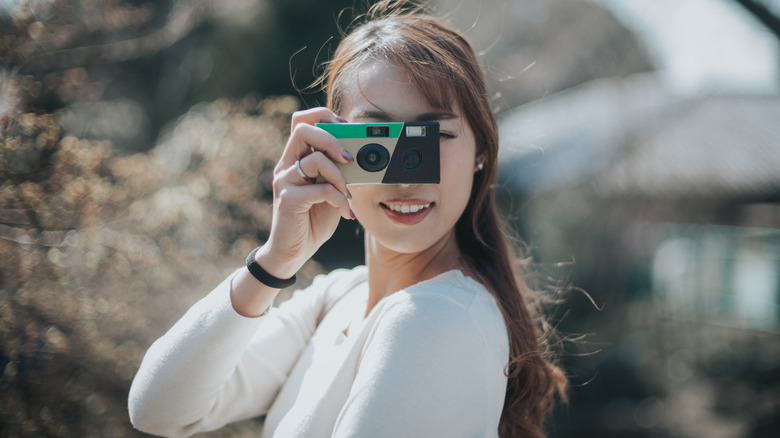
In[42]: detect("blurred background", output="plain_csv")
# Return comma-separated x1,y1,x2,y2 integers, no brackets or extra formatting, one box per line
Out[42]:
1,0,778,436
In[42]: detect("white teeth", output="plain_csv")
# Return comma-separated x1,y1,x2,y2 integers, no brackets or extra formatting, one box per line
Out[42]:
386,203,430,213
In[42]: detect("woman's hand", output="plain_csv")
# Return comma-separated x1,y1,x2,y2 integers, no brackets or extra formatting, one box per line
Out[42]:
255,107,354,279
231,108,352,317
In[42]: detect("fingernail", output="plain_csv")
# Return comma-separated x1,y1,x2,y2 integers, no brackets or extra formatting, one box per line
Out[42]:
341,149,354,162
336,115,348,123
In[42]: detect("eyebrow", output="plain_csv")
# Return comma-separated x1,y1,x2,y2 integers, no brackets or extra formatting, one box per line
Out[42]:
352,110,459,122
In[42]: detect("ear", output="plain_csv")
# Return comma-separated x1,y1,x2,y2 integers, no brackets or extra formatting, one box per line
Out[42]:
474,153,487,172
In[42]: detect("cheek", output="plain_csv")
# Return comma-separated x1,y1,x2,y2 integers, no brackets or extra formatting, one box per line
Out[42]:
440,145,476,203
346,185,376,216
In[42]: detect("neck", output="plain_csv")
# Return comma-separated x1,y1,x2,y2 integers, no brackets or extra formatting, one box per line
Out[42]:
363,230,464,316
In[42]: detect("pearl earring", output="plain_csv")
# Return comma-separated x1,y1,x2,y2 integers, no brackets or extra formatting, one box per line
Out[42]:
476,161,485,171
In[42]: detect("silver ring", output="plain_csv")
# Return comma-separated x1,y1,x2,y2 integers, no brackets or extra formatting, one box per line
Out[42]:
295,159,316,184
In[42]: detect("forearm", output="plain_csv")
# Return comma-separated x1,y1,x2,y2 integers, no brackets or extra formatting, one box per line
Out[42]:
129,273,267,436
129,266,335,436
230,245,302,317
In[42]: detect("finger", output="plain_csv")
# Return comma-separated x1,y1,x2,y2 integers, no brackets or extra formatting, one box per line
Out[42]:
275,159,348,202
297,152,348,196
278,182,353,221
277,157,348,200
286,108,350,164
279,123,353,169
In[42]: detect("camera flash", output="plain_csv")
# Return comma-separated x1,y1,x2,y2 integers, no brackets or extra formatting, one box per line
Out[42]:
405,126,427,137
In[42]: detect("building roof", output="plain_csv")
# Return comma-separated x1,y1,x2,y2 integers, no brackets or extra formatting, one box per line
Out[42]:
498,73,780,201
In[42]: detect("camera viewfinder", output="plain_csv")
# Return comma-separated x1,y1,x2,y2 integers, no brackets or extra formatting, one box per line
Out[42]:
366,126,389,137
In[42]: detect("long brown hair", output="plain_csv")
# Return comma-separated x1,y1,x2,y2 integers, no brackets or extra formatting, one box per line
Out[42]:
316,1,568,436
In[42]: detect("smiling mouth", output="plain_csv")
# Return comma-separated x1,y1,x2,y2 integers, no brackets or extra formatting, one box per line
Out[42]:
379,201,433,225
381,202,432,214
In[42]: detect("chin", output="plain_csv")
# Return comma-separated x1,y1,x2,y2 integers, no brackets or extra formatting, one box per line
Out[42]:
364,225,453,256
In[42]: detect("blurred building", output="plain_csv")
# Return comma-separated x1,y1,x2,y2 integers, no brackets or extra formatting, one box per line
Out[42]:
500,72,779,328
497,1,780,435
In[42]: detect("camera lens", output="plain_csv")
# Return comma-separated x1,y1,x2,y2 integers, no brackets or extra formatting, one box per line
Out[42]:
357,144,390,172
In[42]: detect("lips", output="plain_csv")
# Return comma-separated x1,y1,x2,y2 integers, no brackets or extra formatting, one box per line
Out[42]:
380,199,433,225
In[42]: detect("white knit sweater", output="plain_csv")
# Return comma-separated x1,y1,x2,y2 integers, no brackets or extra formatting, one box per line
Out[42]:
128,266,509,437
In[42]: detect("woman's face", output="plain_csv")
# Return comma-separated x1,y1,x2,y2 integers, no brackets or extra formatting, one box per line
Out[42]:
338,60,477,255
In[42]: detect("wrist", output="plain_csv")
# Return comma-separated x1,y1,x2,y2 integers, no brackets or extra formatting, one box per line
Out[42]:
250,245,300,284
231,268,279,318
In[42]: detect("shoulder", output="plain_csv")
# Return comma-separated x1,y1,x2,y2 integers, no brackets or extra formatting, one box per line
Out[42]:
369,271,508,362
348,270,509,434
383,270,504,330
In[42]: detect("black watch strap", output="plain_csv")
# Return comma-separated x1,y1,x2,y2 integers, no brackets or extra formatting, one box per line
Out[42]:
245,246,297,289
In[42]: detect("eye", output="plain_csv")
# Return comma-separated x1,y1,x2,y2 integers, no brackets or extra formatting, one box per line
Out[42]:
439,131,458,140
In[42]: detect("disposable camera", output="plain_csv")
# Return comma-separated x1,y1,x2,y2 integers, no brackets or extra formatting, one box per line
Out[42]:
316,122,440,184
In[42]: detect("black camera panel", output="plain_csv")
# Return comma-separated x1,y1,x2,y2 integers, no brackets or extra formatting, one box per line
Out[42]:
381,122,439,184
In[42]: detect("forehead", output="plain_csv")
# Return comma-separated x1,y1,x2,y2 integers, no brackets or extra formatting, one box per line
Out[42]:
338,60,458,121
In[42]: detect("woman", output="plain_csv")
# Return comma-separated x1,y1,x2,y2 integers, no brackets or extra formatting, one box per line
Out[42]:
129,1,566,437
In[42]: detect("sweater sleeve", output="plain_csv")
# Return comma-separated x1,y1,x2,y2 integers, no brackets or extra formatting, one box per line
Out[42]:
331,291,508,438
128,268,355,437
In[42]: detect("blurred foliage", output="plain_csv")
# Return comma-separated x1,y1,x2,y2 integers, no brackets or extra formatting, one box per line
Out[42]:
1,0,210,112
0,1,335,435
0,0,355,152
0,86,327,435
